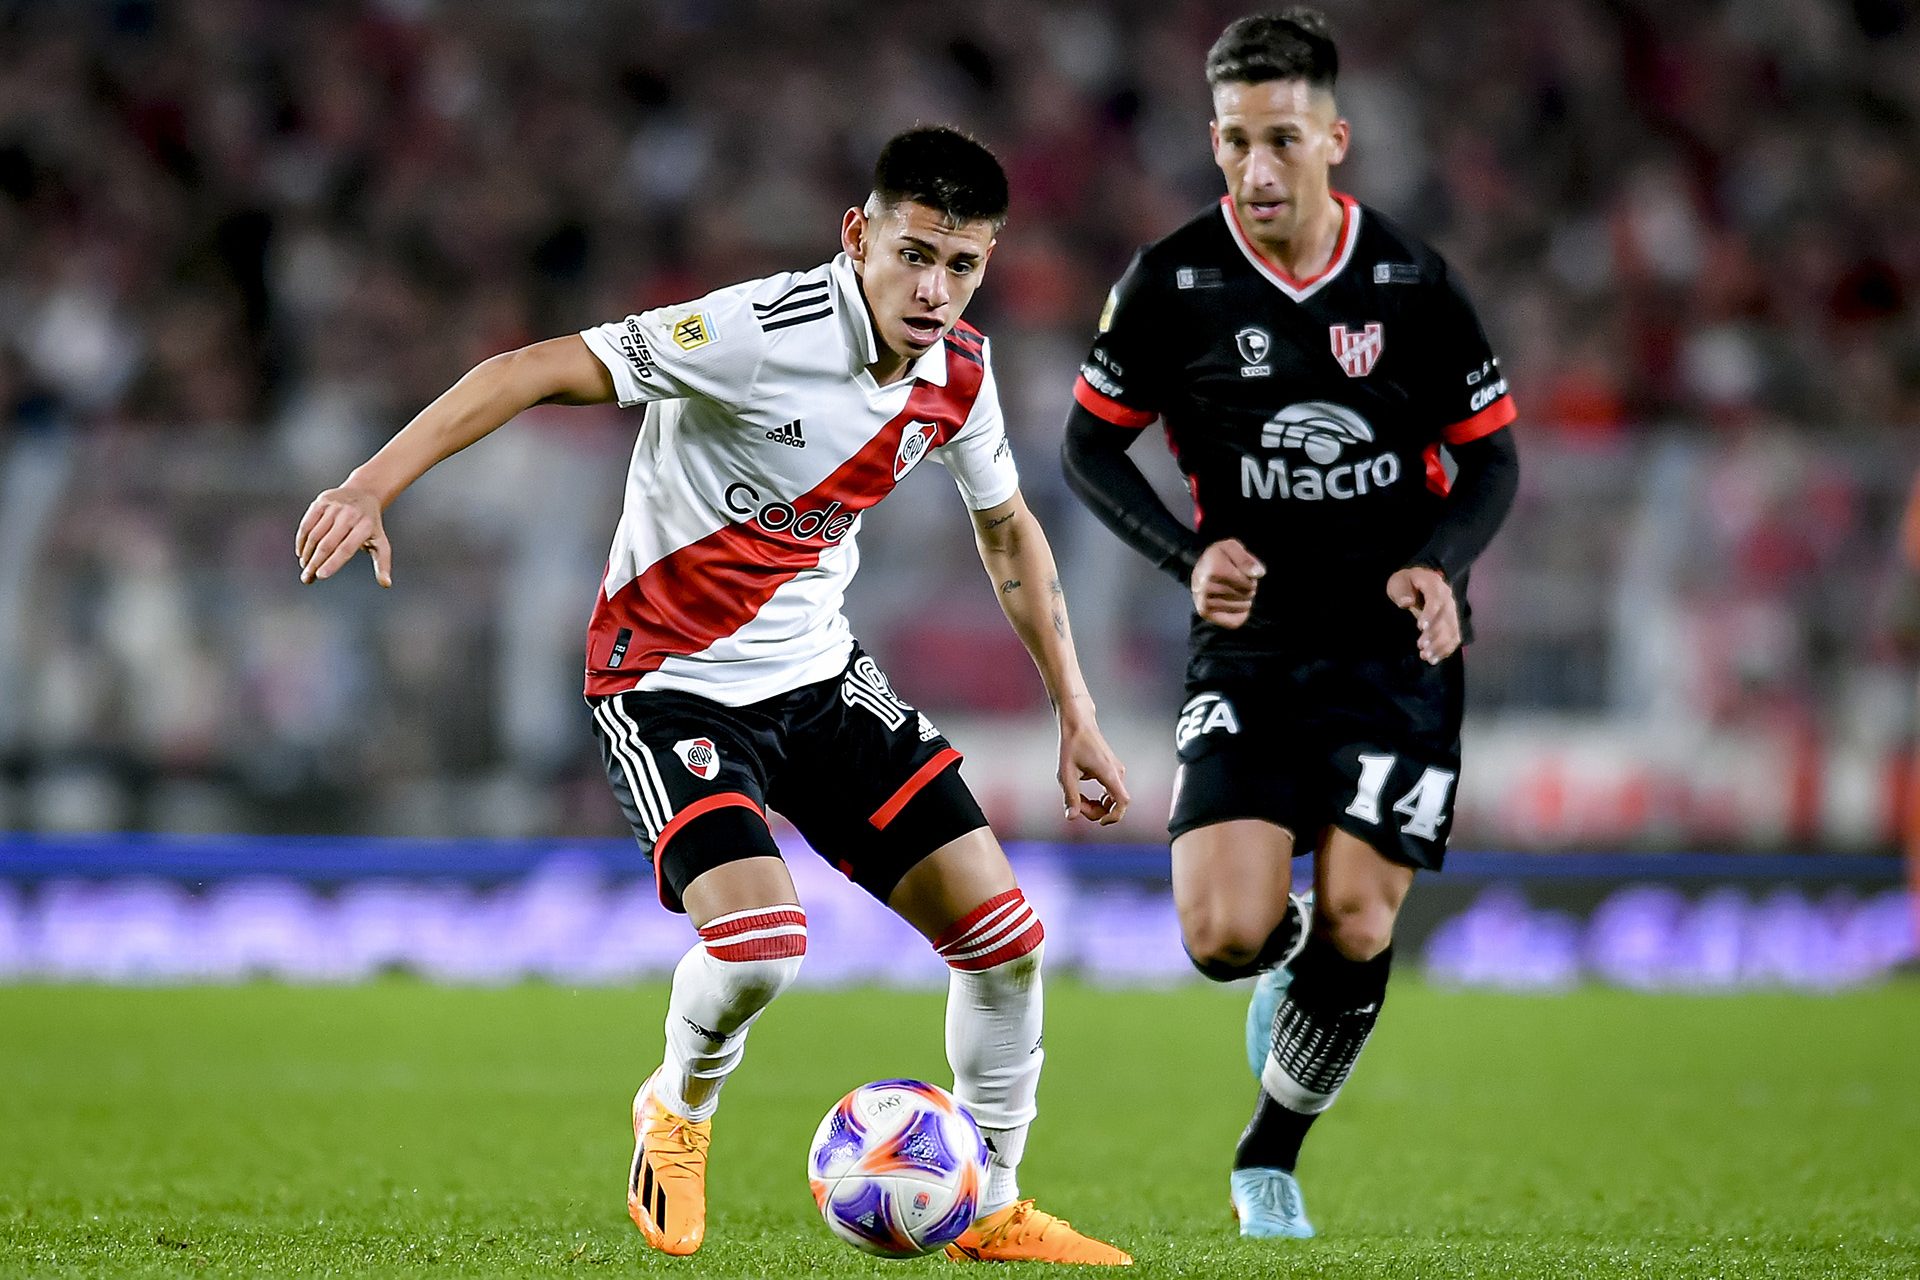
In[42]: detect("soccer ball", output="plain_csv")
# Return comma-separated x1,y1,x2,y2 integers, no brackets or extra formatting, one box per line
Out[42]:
807,1079,988,1257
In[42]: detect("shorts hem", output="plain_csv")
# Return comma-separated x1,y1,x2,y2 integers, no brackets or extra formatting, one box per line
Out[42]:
1326,816,1446,873
1167,811,1301,845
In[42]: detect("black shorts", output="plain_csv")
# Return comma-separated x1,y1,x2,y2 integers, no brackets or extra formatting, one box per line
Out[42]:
1168,651,1464,871
588,647,989,912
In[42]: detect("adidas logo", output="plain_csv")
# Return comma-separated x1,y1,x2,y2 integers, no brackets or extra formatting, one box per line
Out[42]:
765,419,806,448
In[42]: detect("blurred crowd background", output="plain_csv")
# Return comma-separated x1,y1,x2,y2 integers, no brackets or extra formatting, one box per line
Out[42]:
1,0,1917,846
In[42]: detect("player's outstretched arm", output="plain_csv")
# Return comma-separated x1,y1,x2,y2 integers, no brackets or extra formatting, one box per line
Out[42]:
970,492,1130,826
296,336,616,585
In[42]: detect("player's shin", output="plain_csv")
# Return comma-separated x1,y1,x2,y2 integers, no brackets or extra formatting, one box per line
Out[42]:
656,906,808,1120
936,889,1046,1217
1237,931,1392,1172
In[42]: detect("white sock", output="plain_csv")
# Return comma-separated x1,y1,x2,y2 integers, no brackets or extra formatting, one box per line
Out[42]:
937,889,1046,1217
654,905,806,1122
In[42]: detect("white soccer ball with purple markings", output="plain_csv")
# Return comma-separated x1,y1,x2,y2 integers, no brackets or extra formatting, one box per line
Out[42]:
807,1079,988,1257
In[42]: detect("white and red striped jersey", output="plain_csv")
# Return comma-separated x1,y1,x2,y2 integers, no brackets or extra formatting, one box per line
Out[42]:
577,253,1019,704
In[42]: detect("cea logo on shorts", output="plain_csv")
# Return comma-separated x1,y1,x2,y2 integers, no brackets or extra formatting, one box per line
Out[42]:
673,737,721,780
1175,693,1241,751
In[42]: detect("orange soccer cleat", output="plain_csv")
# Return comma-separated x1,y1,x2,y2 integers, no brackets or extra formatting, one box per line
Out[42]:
944,1199,1133,1266
626,1071,711,1256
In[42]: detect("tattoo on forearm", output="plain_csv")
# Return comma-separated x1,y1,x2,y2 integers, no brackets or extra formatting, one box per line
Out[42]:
1048,576,1064,597
1052,607,1067,639
1000,578,1021,594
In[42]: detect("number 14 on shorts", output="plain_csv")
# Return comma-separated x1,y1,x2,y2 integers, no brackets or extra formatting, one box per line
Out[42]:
1345,753,1456,842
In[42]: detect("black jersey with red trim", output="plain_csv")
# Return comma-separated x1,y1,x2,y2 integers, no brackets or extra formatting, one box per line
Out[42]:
1075,193,1516,662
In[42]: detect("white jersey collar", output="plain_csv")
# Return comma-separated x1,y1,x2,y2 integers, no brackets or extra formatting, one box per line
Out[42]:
1218,193,1361,303
828,253,948,387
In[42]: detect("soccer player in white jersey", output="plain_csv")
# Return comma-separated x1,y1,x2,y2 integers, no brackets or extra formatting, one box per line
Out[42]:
296,127,1133,1265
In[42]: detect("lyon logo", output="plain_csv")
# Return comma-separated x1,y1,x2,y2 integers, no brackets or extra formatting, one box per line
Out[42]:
673,737,720,780
1329,323,1383,377
1235,326,1270,365
893,420,939,480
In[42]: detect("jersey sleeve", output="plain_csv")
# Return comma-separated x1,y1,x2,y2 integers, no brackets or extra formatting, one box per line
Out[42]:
934,342,1021,510
1072,250,1168,429
1420,262,1516,445
579,284,765,410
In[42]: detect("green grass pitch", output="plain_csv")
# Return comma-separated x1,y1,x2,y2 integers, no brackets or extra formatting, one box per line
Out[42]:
2,978,1916,1278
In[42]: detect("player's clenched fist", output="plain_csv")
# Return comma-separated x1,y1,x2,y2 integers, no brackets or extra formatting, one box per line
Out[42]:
297,487,393,587
1387,565,1459,664
1190,538,1266,629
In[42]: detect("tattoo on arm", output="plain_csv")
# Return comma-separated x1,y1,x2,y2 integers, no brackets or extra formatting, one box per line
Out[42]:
1000,578,1021,594
1044,579,1075,637
982,511,1017,530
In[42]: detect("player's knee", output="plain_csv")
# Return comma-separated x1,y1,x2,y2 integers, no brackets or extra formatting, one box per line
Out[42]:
935,888,1045,982
1180,912,1267,979
698,906,808,1006
727,949,805,1007
1318,895,1394,962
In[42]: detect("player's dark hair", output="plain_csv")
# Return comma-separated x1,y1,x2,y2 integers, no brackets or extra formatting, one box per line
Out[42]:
871,126,1010,230
1205,8,1338,94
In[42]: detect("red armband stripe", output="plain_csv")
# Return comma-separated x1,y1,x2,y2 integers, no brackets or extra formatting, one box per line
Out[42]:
1441,395,1516,445
1073,375,1156,429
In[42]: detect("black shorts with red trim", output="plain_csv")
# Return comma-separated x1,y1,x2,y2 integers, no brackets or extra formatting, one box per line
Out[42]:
1168,650,1464,871
588,646,988,912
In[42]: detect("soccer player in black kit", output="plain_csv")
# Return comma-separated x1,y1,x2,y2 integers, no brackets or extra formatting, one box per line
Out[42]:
1063,10,1519,1239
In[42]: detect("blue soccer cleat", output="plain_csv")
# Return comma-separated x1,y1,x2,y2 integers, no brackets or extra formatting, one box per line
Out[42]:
1229,1167,1315,1239
1244,891,1313,1078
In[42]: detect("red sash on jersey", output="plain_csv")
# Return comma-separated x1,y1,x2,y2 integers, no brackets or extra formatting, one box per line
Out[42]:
584,338,988,697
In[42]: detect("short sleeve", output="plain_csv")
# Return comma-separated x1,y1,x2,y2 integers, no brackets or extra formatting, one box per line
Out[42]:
579,285,765,410
1072,250,1167,429
934,344,1021,510
1421,263,1516,445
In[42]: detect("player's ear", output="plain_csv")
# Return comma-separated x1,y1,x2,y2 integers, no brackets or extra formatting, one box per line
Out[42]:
842,205,869,264
1326,115,1351,166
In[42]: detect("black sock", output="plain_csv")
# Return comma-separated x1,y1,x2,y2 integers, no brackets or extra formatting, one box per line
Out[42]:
1233,933,1393,1172
1234,1087,1318,1172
